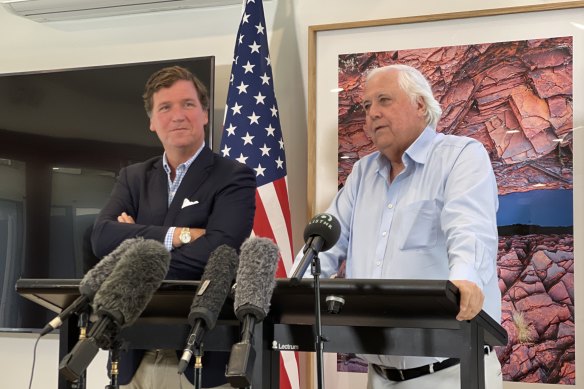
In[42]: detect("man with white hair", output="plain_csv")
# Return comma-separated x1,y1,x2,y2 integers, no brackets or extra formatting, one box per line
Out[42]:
298,64,503,388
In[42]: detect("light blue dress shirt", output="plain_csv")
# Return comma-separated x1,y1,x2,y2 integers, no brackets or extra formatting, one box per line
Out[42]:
297,127,501,369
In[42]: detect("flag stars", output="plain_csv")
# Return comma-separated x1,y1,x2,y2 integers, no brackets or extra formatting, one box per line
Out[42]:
254,164,266,177
242,61,255,74
242,132,255,145
249,41,261,54
260,73,270,85
275,157,284,169
221,3,289,186
236,153,248,164
247,112,260,125
236,81,249,94
231,102,243,115
225,123,237,136
260,144,271,156
265,124,275,136
254,92,266,105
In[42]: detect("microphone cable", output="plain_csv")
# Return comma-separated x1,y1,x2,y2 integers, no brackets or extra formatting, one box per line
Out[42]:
28,334,41,389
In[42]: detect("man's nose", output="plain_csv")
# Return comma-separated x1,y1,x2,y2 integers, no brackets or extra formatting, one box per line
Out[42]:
368,102,382,118
171,107,186,120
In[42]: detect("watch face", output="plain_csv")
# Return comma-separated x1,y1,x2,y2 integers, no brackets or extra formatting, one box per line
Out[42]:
180,229,191,244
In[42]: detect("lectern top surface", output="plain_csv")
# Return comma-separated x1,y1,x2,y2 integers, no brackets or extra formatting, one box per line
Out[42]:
15,278,507,346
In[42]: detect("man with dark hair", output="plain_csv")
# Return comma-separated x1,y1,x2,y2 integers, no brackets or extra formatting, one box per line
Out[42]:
92,65,256,388
294,64,502,388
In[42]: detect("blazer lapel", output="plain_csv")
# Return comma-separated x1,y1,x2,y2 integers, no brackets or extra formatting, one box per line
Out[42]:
147,158,170,225
163,147,214,225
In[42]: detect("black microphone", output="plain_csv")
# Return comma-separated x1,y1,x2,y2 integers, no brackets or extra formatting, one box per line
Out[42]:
59,238,171,382
177,244,239,374
40,238,141,336
226,237,279,387
290,213,341,281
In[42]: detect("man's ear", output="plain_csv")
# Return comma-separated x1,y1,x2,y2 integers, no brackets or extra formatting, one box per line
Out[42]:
415,96,426,117
203,110,209,126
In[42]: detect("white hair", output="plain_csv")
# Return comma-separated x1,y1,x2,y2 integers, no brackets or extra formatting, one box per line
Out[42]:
366,64,442,129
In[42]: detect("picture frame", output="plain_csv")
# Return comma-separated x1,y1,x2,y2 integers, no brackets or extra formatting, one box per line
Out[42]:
307,2,583,388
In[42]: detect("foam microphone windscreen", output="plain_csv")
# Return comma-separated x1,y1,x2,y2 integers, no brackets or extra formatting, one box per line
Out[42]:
92,238,171,327
188,244,239,330
79,238,141,298
234,237,280,321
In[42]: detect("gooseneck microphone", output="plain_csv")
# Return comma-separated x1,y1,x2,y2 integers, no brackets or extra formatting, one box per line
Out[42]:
40,238,142,336
290,213,341,281
59,238,171,382
177,245,239,375
226,237,279,387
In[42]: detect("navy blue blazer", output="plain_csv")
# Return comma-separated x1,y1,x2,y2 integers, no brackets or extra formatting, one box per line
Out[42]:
91,147,256,386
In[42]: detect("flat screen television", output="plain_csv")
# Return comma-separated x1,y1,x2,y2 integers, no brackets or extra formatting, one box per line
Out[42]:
0,56,215,331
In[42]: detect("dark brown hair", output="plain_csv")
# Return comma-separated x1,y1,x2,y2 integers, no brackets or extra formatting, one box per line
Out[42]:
142,65,209,117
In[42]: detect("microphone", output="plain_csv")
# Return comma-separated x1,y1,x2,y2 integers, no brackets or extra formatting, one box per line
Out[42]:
40,238,142,336
226,237,279,387
177,244,239,375
290,213,341,281
59,238,171,382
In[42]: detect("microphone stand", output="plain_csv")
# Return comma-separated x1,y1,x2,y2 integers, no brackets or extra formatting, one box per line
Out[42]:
106,341,121,389
311,254,326,389
72,309,89,389
193,344,203,389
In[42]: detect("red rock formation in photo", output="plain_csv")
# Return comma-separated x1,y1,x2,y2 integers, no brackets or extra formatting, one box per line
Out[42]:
337,37,573,194
497,234,574,384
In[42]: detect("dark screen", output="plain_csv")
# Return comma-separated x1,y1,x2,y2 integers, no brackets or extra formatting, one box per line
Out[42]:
0,57,215,331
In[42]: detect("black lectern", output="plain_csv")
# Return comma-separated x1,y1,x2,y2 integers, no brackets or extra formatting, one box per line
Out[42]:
17,278,507,389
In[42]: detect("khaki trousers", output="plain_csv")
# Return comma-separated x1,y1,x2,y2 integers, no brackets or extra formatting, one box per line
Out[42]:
367,351,503,389
120,350,231,389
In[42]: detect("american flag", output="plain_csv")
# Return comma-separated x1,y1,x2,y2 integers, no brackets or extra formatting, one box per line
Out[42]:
220,0,299,388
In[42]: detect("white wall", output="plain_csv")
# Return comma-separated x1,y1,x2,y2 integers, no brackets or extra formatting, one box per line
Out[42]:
0,332,110,388
0,1,579,388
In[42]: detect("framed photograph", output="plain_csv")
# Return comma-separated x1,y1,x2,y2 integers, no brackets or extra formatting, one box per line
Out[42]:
307,2,583,387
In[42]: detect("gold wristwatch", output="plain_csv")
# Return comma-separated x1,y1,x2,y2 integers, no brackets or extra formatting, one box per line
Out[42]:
179,227,191,244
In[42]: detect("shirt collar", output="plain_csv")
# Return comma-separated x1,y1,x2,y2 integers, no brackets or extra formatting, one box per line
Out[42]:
404,126,437,165
374,126,437,175
162,142,205,175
